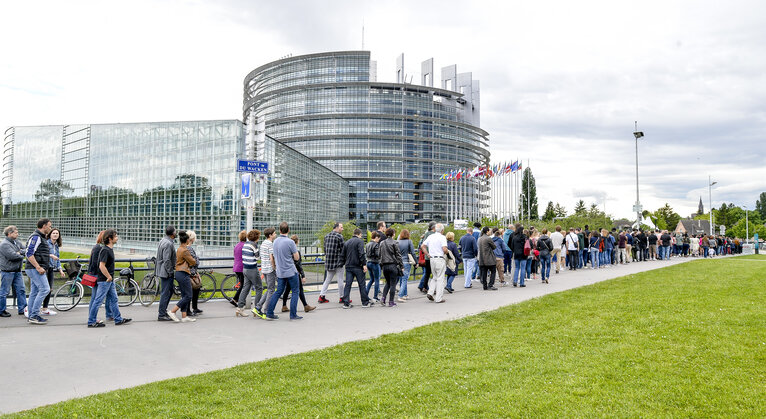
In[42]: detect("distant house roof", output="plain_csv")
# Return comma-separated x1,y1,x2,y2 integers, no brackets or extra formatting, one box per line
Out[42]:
676,219,711,235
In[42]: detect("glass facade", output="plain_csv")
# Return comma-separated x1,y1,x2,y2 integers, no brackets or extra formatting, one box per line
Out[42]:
2,120,348,253
244,51,490,228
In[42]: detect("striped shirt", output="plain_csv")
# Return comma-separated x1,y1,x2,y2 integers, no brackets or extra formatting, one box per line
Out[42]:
260,239,274,273
242,241,259,270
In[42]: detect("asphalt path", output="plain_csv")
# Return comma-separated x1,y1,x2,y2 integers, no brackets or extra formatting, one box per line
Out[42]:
0,256,704,413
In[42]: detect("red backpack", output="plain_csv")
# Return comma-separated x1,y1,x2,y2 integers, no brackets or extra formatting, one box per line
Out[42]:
523,239,531,256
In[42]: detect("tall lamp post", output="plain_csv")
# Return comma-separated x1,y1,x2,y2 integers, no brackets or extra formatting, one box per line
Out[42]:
708,176,717,235
745,205,749,244
633,122,644,229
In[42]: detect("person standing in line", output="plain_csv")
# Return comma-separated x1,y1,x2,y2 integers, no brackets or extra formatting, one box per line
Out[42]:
537,229,553,283
318,223,345,304
279,235,315,313
502,225,513,276
549,226,564,274
683,234,691,257
444,231,462,293
156,226,177,321
40,228,65,316
459,227,478,289
510,225,528,287
477,227,498,291
647,230,658,261
230,230,247,307
576,228,586,268
617,231,628,264
87,229,131,327
24,218,53,325
186,231,203,316
566,228,579,271
236,229,261,317
167,230,196,323
255,227,277,316
421,223,449,302
0,226,27,318
625,230,633,263
701,235,710,258
636,230,648,261
379,228,403,306
265,222,303,320
364,231,382,302
588,231,601,269
417,222,436,293
396,229,416,302
491,228,507,286
660,230,672,261
340,229,373,309
471,222,482,282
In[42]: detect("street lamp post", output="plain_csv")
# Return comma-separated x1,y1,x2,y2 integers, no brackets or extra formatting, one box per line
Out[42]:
745,205,749,244
633,123,644,229
708,176,717,235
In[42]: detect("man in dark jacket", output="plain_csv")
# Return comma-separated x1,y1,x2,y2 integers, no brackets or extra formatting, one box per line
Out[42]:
477,227,497,290
340,229,373,309
537,230,553,283
156,226,177,321
25,218,52,324
0,225,26,317
458,227,478,288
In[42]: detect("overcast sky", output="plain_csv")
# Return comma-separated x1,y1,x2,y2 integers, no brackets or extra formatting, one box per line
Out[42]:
1,0,764,220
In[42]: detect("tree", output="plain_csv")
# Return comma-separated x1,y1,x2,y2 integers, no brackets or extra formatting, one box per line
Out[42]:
542,201,556,221
554,203,567,218
756,192,766,220
519,167,538,220
34,179,73,201
574,200,586,215
316,219,358,250
730,218,766,240
653,203,680,231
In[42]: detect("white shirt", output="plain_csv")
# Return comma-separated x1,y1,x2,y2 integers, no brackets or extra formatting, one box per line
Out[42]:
566,232,579,251
424,232,448,257
550,231,564,249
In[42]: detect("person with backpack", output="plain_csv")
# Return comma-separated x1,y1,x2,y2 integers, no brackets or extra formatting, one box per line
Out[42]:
588,231,601,269
537,229,553,283
510,225,528,287
24,219,53,325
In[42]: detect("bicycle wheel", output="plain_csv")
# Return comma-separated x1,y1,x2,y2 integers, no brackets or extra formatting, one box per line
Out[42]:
53,281,84,311
139,273,160,306
197,272,217,303
114,277,139,307
219,274,239,303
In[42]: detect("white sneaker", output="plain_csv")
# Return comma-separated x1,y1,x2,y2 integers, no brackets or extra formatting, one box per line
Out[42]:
166,310,180,322
181,316,196,323
24,307,29,318
397,297,406,302
41,308,57,315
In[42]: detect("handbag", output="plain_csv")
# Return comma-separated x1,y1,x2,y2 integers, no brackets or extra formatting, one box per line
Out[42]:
408,253,416,265
190,274,202,290
418,250,426,267
81,273,97,287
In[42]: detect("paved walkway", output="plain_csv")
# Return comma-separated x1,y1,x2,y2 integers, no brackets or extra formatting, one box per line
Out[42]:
0,257,703,413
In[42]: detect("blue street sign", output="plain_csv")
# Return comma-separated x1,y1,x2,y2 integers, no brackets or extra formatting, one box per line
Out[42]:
240,173,251,199
237,160,269,174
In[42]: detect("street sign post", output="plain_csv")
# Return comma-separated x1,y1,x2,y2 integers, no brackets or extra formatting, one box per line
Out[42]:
240,173,251,199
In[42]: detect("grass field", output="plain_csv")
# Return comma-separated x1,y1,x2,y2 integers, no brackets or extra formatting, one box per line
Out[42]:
11,255,766,417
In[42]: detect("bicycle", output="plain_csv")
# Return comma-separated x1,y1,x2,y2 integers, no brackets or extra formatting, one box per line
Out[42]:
115,265,140,307
52,257,86,311
219,272,242,303
139,257,160,307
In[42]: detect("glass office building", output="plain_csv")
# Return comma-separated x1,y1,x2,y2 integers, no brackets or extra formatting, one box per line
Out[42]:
243,51,490,228
2,121,347,253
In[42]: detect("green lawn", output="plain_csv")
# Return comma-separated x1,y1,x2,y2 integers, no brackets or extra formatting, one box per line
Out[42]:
11,255,766,417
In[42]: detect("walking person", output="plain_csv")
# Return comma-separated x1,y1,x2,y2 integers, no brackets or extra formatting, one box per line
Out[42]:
510,225,528,287
458,227,478,289
477,227,498,290
265,222,304,320
417,222,436,293
549,226,564,274
421,223,449,302
364,231,382,302
24,219,53,324
167,230,196,323
444,231,462,293
279,235,315,313
396,229,416,302
340,228,373,309
156,226,177,321
318,223,345,304
537,229,553,283
236,229,261,317
379,228,403,306
0,226,27,318
230,230,247,307
86,231,114,323
187,231,204,316
255,227,277,315
87,229,131,327
40,228,65,316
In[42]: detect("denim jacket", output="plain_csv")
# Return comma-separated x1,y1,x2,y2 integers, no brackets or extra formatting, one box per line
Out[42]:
47,239,61,270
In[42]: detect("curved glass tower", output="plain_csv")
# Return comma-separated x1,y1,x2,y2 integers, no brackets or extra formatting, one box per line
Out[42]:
244,51,489,227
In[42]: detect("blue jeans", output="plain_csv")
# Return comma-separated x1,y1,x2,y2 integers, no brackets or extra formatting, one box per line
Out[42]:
365,262,381,299
446,273,456,289
174,271,192,313
578,249,586,268
525,257,532,278
87,281,122,325
503,250,513,273
398,263,411,297
513,259,527,286
25,269,50,318
463,258,477,287
540,254,551,280
267,273,300,318
0,271,26,313
590,249,600,269
88,282,115,319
